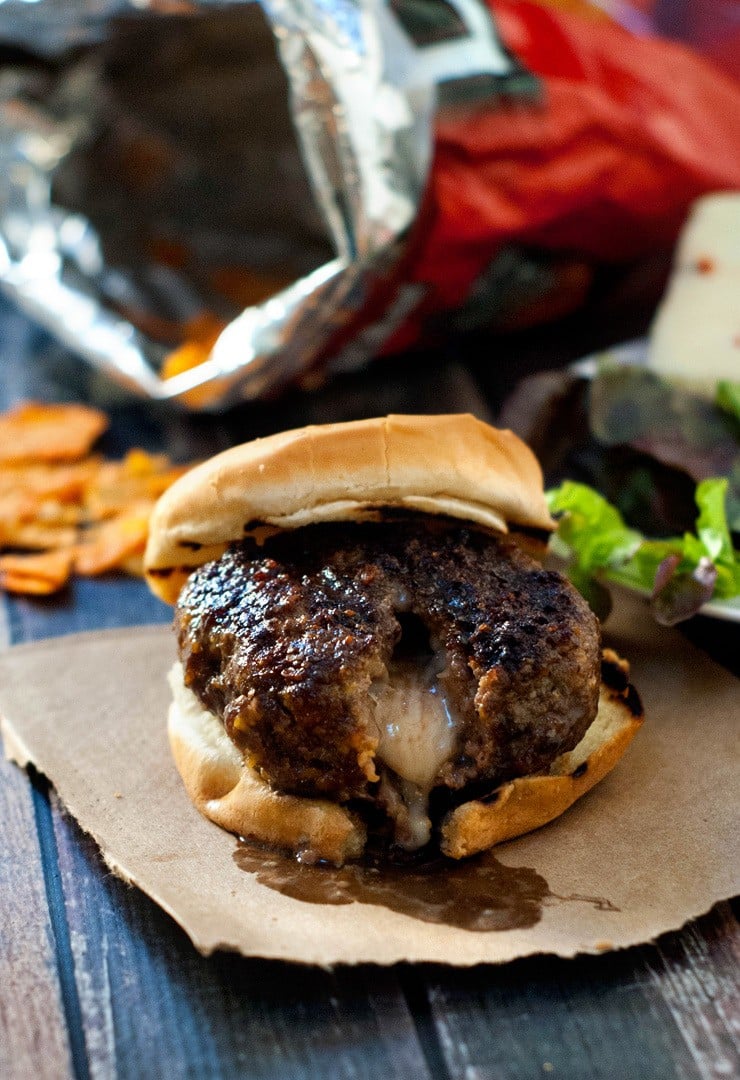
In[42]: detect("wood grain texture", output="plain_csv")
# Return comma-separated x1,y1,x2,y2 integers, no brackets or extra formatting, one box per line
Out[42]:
0,603,73,1080
646,903,740,1079
416,907,740,1080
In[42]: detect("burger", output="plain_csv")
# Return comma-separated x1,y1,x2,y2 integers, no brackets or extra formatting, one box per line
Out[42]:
144,414,643,866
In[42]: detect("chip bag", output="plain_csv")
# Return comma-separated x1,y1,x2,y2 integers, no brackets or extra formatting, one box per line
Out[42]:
1,0,739,407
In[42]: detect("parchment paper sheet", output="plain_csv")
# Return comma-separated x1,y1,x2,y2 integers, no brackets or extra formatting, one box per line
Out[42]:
1,593,737,966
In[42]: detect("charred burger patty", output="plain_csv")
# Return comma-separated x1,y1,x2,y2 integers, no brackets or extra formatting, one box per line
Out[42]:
175,516,601,850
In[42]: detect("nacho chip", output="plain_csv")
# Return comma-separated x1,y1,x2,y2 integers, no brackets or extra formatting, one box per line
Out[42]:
85,451,190,519
0,402,108,463
74,505,153,576
0,484,81,550
0,549,75,595
0,518,78,551
0,490,44,524
0,460,100,503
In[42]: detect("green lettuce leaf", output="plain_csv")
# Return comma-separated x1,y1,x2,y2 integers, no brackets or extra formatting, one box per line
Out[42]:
716,380,740,424
546,482,642,571
546,478,740,624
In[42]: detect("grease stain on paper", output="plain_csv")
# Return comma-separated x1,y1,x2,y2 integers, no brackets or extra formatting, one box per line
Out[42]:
233,840,618,932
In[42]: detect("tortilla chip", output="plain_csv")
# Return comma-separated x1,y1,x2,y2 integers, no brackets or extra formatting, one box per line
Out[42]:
84,452,190,519
0,402,108,463
0,549,75,595
74,506,153,576
0,519,78,551
0,460,99,503
0,485,81,550
0,491,44,524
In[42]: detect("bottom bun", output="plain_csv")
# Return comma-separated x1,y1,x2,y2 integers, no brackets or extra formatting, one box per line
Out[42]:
167,666,366,866
439,649,644,858
167,650,643,866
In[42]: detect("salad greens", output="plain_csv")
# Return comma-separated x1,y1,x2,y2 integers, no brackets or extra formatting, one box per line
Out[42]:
716,381,740,425
546,478,740,625
586,365,740,532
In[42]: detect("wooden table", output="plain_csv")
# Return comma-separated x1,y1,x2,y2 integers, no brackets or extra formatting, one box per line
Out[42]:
1,297,737,1080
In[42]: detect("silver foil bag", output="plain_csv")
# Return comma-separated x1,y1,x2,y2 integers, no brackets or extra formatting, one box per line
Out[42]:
0,0,523,409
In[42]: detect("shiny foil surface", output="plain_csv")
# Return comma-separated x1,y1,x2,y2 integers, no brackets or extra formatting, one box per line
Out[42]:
0,0,520,409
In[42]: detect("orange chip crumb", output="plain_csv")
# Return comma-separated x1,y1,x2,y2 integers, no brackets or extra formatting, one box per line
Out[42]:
161,341,215,381
160,312,228,382
0,402,108,463
0,548,75,595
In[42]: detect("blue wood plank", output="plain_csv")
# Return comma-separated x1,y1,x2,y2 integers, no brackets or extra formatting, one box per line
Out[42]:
5,577,171,645
0,732,75,1079
409,905,739,1080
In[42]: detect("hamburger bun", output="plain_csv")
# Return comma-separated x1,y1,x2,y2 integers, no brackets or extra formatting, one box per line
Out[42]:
146,414,643,866
145,413,555,603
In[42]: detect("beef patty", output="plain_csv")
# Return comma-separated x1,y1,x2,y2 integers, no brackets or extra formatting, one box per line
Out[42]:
175,517,601,846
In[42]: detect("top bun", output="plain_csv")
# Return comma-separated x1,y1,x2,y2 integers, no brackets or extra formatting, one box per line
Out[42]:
144,414,555,603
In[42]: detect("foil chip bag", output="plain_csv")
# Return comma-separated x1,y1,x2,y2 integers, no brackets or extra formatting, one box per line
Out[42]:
2,0,740,410
0,0,528,409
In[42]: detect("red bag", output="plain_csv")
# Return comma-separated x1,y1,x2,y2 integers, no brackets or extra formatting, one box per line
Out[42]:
346,0,740,356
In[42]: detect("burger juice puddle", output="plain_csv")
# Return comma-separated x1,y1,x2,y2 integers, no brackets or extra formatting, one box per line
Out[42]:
233,839,551,931
232,842,619,931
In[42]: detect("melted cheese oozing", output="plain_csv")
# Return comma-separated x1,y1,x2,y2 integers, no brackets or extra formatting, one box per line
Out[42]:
372,660,456,788
370,659,456,848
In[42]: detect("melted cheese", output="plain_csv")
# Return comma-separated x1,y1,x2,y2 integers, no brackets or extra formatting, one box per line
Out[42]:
371,660,456,789
370,659,457,849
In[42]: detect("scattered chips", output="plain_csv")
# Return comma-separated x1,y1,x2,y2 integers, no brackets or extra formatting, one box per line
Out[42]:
0,400,193,596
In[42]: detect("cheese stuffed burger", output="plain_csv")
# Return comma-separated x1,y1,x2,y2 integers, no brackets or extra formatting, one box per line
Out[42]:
145,414,643,866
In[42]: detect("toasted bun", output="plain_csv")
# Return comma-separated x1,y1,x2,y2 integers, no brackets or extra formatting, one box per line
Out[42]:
440,650,644,858
145,414,555,603
167,666,366,866
167,651,643,866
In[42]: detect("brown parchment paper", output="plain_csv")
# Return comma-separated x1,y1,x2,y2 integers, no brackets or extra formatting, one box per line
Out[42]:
1,592,738,966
